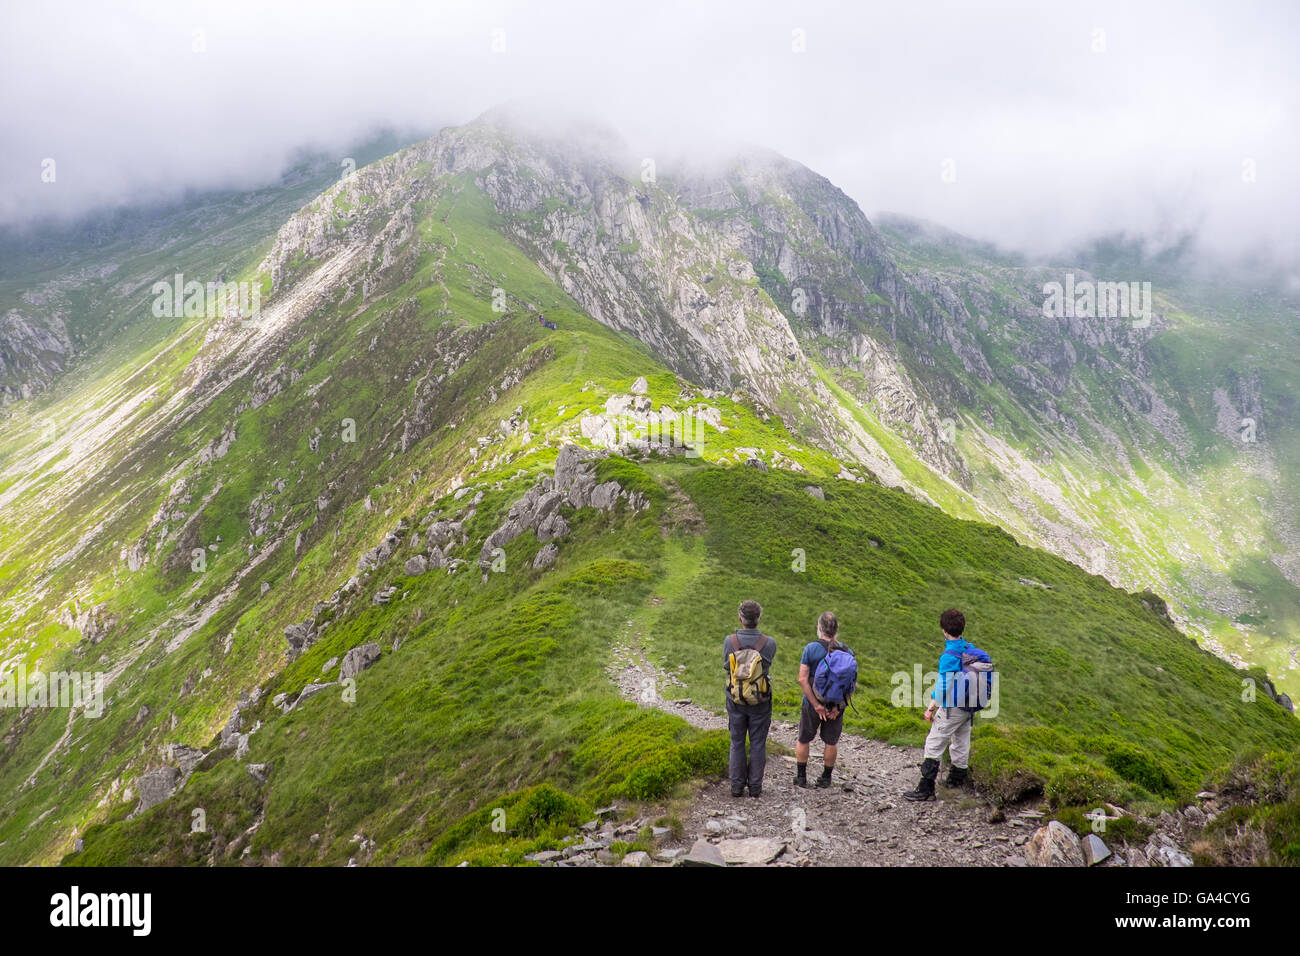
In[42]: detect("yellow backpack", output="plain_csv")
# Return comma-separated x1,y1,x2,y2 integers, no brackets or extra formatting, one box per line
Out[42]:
726,633,771,705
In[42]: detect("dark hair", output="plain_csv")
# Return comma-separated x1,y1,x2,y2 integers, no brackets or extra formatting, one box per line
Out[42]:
818,611,839,640
738,600,762,629
940,608,965,637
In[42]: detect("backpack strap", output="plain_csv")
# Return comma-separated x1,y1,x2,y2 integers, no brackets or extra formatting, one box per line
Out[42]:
728,633,741,654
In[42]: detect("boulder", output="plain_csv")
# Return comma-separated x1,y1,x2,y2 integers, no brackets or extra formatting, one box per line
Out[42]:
340,642,381,680
1146,839,1192,868
404,555,428,576
621,850,653,867
1025,821,1085,867
135,766,180,813
677,838,727,867
803,485,825,500
357,533,399,572
718,837,786,865
605,394,634,417
283,619,317,661
744,458,768,472
219,709,243,748
580,413,617,447
533,543,559,569
163,744,206,778
294,682,336,707
630,376,648,395
1082,833,1111,866
246,763,270,784
525,850,564,864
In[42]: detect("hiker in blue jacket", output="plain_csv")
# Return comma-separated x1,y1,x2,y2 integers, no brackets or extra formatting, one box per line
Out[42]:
904,608,977,801
795,611,851,789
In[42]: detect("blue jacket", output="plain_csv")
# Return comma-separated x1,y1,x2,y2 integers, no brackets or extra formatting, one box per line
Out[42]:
932,638,970,706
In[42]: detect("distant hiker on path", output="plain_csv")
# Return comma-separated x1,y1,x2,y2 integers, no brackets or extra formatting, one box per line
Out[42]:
795,612,856,789
723,599,777,798
904,608,992,802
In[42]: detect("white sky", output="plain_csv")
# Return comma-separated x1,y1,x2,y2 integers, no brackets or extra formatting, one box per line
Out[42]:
1,0,1296,264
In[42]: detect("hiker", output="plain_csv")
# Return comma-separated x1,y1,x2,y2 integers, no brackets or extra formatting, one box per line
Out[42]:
723,599,777,798
904,608,992,802
795,611,856,789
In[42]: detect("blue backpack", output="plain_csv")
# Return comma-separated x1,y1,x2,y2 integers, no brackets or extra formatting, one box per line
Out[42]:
948,642,995,712
814,643,858,708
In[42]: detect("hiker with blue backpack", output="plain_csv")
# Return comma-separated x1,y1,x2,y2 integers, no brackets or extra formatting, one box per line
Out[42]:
795,612,857,789
903,608,994,802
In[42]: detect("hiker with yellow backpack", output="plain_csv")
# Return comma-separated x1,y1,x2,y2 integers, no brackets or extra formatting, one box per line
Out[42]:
723,599,777,798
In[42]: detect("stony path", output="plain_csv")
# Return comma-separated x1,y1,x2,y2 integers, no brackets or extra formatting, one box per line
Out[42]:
604,619,1036,867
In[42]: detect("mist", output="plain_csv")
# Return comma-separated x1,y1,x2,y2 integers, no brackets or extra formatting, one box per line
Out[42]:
2,0,1297,268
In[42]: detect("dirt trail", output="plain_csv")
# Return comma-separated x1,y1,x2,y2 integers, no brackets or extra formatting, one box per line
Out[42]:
605,589,1034,867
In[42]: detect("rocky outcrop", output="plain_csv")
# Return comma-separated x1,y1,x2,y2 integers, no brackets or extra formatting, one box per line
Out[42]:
135,766,180,814
59,602,118,644
283,618,318,662
476,444,647,571
339,643,381,680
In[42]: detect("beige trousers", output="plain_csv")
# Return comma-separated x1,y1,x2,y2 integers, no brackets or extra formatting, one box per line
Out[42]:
923,707,973,768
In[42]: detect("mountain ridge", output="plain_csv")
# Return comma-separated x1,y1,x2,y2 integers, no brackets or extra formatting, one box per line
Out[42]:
0,109,1297,867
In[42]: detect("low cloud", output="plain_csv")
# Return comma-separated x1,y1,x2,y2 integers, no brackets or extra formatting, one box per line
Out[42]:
2,0,1296,268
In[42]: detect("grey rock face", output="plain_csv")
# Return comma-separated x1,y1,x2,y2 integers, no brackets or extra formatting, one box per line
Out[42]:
404,554,428,575
533,542,559,569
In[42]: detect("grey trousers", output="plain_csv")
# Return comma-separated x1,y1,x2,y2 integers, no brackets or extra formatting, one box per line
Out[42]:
726,700,772,790
923,707,974,768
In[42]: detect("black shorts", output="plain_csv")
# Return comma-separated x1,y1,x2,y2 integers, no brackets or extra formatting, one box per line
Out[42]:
797,697,844,746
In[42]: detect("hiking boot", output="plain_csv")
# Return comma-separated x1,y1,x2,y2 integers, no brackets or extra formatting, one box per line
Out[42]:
793,773,808,788
944,766,968,788
731,784,745,797
903,758,940,802
815,770,834,789
748,787,762,798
